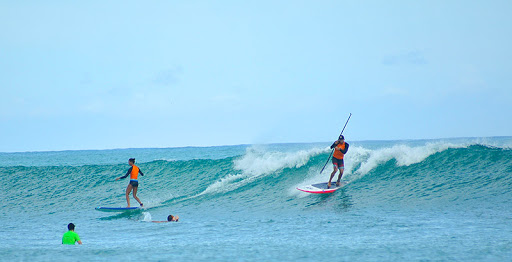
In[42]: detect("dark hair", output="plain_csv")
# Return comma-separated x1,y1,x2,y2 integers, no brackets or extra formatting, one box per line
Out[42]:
129,158,135,163
339,135,345,140
68,223,75,231
167,215,174,221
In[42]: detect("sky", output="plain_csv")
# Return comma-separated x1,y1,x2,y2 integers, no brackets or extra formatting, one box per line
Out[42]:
1,0,511,152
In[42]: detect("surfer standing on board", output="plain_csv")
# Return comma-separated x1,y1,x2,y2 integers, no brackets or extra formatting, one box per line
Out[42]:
328,135,349,189
116,158,144,207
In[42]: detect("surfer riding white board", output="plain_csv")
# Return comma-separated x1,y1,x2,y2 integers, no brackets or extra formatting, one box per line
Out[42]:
296,181,347,194
297,113,351,194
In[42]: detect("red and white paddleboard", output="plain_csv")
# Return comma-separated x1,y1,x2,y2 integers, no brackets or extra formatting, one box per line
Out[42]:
296,182,347,194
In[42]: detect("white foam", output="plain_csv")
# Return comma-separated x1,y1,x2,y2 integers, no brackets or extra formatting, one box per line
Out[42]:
352,142,467,177
200,146,326,196
142,212,152,222
233,146,325,176
293,141,474,194
196,140,491,198
199,173,246,195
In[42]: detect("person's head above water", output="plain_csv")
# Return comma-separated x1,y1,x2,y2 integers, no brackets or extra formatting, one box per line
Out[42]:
338,135,345,141
68,223,75,231
129,158,135,165
167,215,179,222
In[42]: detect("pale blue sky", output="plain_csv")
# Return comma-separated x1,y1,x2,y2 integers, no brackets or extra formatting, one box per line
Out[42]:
1,1,511,152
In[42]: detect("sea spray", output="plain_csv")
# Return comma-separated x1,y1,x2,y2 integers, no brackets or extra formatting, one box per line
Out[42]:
200,146,326,195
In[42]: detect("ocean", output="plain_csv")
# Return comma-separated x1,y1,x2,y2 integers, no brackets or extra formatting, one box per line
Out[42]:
1,137,511,261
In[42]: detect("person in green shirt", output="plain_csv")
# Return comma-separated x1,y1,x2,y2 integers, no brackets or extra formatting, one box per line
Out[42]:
62,223,82,245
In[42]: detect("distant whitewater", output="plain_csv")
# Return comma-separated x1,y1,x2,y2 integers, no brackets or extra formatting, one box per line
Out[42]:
1,137,511,261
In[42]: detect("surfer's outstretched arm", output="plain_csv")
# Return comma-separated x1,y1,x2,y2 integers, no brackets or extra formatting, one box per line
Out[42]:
115,167,132,181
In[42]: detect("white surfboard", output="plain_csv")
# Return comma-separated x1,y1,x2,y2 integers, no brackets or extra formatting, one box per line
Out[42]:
95,206,142,212
296,181,347,194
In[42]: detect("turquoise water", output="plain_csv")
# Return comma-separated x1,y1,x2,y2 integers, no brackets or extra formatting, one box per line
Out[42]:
1,137,512,261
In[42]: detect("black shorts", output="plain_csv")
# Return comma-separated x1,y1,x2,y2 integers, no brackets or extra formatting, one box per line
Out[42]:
332,157,344,169
129,180,139,187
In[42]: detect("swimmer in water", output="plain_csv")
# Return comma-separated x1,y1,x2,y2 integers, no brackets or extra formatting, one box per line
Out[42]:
151,215,179,223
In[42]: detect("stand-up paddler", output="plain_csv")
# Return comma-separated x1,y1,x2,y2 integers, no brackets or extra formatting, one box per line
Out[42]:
328,135,349,188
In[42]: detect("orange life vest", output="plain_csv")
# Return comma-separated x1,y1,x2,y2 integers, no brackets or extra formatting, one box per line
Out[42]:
130,165,140,180
333,142,346,160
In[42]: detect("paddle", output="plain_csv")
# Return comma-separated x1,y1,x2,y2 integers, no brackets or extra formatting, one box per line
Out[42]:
320,113,352,174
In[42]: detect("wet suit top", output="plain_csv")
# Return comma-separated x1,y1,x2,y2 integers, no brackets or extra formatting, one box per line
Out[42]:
331,141,349,159
119,165,144,181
